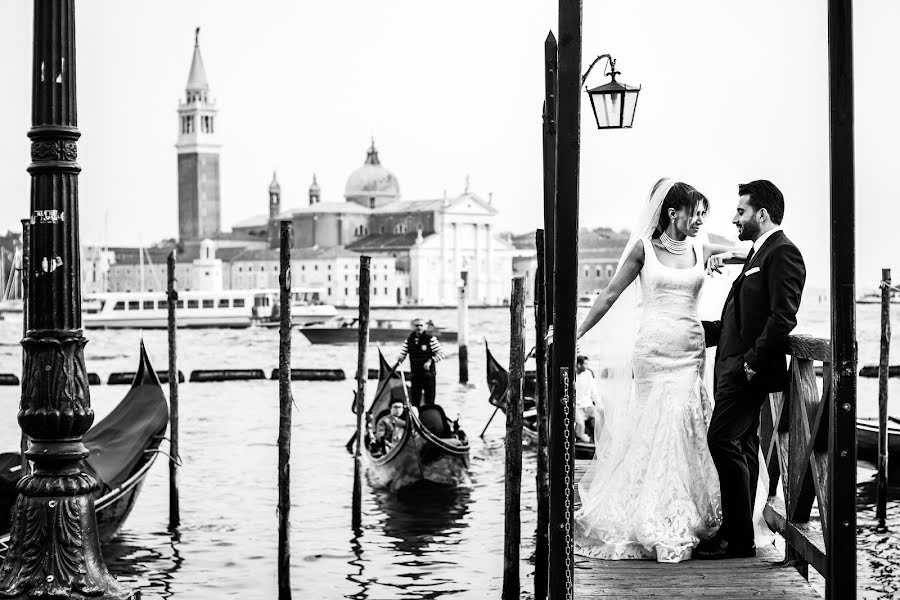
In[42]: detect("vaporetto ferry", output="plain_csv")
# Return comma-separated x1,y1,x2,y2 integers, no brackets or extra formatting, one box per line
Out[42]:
83,288,336,329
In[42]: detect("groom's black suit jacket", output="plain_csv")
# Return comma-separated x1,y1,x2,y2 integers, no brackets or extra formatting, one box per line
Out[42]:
702,230,806,394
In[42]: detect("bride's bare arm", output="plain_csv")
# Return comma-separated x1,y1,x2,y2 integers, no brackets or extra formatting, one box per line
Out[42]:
703,243,750,274
576,242,644,340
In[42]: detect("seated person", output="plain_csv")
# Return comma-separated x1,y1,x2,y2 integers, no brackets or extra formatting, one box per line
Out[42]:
575,354,603,443
374,399,407,452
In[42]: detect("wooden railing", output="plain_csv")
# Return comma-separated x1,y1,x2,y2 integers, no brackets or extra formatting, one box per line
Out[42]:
761,334,833,584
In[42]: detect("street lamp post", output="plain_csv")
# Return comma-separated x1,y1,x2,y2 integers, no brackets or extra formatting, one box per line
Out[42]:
547,2,641,598
0,2,134,598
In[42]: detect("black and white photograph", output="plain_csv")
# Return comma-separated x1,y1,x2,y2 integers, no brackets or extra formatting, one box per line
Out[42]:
0,1,897,598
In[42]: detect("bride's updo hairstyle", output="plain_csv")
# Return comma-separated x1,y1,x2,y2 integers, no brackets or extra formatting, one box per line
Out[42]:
651,181,709,238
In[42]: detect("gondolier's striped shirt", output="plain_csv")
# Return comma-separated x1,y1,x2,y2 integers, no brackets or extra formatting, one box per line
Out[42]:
397,334,445,366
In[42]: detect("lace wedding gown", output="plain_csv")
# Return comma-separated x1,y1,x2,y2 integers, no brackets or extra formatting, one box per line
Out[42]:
574,237,722,563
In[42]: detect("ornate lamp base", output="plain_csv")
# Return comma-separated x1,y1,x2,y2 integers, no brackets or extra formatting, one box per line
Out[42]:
0,474,135,599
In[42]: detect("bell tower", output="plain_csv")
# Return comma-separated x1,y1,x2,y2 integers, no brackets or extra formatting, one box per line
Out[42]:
176,27,221,242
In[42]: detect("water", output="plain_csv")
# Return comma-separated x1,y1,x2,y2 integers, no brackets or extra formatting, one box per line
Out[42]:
0,297,898,598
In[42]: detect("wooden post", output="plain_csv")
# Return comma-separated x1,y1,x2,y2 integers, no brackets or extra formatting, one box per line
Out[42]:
352,255,371,529
277,221,293,600
876,268,890,531
19,219,29,477
828,0,857,597
503,276,526,599
549,1,580,597
534,229,550,600
167,250,180,530
539,35,558,600
458,270,469,384
0,2,134,597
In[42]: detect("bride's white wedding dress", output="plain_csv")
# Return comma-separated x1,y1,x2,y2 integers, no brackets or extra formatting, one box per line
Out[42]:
574,237,722,563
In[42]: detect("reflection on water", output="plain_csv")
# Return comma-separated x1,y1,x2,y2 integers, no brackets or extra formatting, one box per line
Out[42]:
104,530,183,599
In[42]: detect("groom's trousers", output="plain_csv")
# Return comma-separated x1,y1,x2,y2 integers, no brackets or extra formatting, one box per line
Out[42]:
709,354,767,549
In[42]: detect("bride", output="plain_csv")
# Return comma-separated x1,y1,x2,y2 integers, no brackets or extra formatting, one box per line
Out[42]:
573,178,746,563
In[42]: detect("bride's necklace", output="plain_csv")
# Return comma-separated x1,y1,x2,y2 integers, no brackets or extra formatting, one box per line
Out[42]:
660,231,689,255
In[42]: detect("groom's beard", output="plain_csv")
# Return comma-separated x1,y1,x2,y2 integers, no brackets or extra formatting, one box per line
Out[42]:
738,218,761,241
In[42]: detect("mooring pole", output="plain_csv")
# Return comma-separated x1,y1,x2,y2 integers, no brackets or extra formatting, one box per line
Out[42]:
0,2,134,597
548,0,580,597
458,270,469,384
876,268,890,532
352,255,371,529
538,31,558,600
534,229,550,600
827,0,857,597
167,249,180,530
19,219,30,477
503,276,526,599
278,220,293,600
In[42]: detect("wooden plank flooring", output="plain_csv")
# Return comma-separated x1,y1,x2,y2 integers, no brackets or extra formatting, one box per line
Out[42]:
573,459,822,599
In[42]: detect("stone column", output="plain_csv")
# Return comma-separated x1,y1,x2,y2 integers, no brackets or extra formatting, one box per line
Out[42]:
453,222,460,308
0,2,134,598
485,224,494,305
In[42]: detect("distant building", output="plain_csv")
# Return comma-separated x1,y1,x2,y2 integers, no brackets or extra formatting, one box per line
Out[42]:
177,28,221,243
87,29,517,307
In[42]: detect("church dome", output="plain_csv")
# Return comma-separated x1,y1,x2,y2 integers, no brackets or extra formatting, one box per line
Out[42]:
344,140,400,208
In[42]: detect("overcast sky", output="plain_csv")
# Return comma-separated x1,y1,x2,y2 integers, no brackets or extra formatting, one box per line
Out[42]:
0,1,896,290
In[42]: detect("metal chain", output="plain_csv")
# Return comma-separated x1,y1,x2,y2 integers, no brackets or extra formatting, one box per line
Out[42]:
561,367,573,599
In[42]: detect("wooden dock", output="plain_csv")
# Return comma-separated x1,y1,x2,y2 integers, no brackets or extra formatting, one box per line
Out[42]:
573,460,823,599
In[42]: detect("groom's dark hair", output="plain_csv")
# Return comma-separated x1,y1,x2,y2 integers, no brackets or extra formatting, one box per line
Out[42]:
739,180,784,224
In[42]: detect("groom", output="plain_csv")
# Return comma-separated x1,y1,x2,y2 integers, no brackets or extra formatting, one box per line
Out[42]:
697,180,806,559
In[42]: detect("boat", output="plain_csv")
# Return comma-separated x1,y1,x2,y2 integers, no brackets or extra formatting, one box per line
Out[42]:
360,350,470,492
856,417,900,469
0,340,169,558
856,289,900,304
485,341,595,459
577,293,598,308
299,316,457,345
83,287,336,329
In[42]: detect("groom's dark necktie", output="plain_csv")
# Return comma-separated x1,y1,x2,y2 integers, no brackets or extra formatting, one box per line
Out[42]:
743,247,756,272
724,246,757,328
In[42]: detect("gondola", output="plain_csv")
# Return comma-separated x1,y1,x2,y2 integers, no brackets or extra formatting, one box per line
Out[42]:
360,350,470,492
300,317,457,345
0,340,169,559
856,417,900,469
485,341,595,459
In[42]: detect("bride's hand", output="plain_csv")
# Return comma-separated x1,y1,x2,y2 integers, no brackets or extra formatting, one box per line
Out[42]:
706,251,733,276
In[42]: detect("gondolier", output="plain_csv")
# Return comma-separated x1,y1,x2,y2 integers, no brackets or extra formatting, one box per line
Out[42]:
395,318,445,407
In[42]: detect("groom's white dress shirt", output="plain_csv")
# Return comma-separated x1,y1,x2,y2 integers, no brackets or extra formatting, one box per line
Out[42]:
750,226,782,260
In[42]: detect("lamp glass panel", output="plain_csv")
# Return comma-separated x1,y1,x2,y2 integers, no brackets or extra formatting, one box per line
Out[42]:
622,90,639,127
594,92,623,128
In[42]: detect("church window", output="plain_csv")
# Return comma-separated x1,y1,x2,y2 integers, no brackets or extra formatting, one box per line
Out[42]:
344,275,348,282
327,275,331,282
373,287,377,296
314,265,318,271
327,288,331,295
380,226,385,234
344,288,348,295
596,267,601,277
607,265,614,277
584,267,589,277
369,198,376,209
384,287,388,295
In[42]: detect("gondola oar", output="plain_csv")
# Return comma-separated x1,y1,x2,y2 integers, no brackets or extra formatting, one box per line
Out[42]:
479,407,500,438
